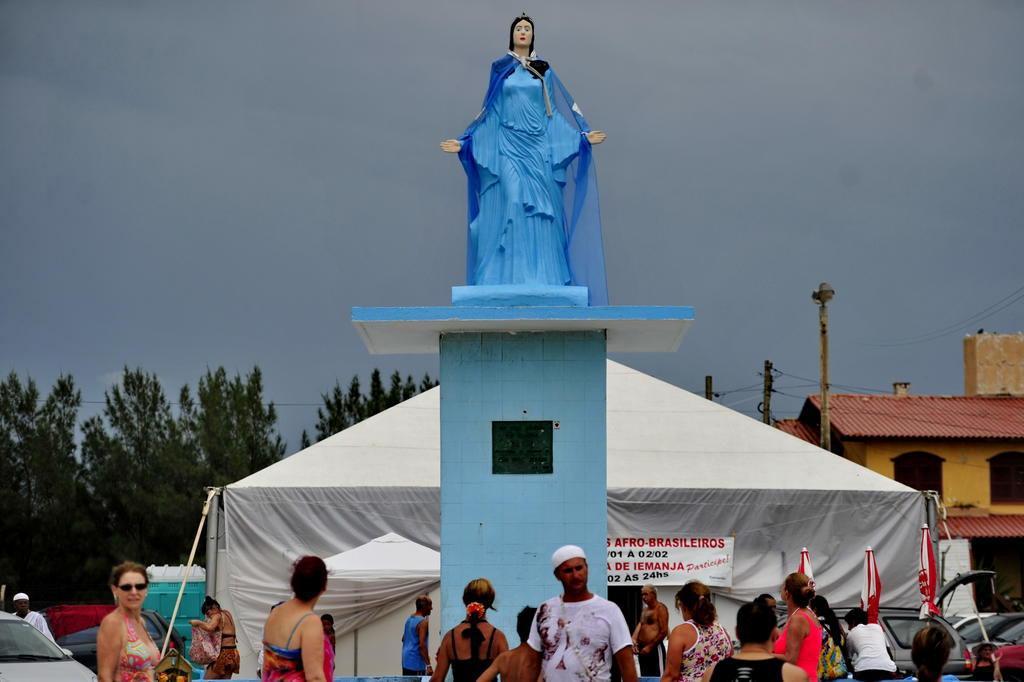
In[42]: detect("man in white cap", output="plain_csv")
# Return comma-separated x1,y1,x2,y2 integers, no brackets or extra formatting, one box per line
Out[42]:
12,592,55,642
525,545,636,682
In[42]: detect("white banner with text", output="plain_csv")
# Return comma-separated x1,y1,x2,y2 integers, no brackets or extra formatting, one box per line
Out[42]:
606,536,735,587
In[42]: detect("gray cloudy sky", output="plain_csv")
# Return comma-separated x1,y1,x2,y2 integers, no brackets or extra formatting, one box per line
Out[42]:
2,1,1022,450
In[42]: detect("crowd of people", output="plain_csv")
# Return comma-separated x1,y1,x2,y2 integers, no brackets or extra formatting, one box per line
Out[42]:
402,545,734,682
395,565,1000,682
10,559,1006,681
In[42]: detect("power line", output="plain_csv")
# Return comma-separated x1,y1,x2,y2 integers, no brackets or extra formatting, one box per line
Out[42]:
713,366,785,399
722,393,762,408
775,369,893,395
774,370,820,384
772,390,810,400
713,381,763,397
832,384,891,395
860,282,1024,347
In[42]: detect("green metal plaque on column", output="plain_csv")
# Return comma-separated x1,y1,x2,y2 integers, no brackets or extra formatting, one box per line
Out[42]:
492,421,553,474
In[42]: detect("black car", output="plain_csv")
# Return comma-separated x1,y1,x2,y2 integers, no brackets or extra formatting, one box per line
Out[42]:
55,609,183,672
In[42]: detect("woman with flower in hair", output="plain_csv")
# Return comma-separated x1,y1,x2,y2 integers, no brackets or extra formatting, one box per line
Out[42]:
431,578,509,682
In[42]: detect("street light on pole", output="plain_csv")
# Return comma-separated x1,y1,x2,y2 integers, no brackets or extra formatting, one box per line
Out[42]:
812,282,835,451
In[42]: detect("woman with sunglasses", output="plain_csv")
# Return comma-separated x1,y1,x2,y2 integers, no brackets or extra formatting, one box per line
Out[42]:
97,561,160,682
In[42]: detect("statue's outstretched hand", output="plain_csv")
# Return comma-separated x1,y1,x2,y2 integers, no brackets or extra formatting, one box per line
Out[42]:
440,139,462,153
586,130,607,145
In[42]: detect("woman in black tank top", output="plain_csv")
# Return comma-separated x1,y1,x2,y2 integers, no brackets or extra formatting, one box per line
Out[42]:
430,579,509,682
709,657,785,682
449,614,499,682
704,600,806,682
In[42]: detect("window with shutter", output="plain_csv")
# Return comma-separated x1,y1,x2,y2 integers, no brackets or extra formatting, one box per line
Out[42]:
990,452,1024,503
893,451,943,493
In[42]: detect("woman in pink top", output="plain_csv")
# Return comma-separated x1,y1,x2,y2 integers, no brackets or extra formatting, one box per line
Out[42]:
773,573,821,682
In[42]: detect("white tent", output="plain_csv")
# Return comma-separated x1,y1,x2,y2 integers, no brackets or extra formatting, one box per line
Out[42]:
318,533,439,634
320,533,439,675
326,532,439,579
222,360,926,673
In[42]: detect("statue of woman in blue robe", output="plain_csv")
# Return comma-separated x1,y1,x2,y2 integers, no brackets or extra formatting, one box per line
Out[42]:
441,15,609,306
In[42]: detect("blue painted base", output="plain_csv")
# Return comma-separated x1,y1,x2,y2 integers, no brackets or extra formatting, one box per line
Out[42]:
452,284,589,308
440,331,607,638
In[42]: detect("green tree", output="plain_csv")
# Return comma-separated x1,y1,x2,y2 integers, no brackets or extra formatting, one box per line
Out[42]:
231,366,285,475
368,369,386,416
387,371,404,408
344,375,365,424
314,382,350,442
0,373,100,596
81,368,203,566
401,374,417,401
196,366,285,485
311,369,438,442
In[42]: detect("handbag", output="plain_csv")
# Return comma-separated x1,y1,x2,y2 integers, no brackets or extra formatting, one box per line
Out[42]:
818,630,848,681
189,625,221,665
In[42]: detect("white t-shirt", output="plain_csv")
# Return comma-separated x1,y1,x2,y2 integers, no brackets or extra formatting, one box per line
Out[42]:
528,594,633,682
846,623,896,672
23,611,55,643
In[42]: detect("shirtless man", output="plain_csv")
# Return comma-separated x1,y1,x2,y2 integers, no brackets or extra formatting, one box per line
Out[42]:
632,584,669,677
477,606,538,682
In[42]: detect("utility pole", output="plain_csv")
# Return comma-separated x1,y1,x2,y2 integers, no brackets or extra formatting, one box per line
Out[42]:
705,375,713,401
762,360,773,424
811,282,836,451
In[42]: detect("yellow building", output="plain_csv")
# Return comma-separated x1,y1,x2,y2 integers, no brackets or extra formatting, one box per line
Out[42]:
777,333,1024,606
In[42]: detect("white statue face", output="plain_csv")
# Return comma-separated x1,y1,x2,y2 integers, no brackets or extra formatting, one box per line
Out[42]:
513,20,533,49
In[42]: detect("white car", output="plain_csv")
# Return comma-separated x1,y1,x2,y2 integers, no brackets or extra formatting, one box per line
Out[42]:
0,611,96,681
952,613,998,630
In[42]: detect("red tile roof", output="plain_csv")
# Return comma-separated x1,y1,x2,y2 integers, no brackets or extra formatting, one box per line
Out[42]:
943,514,1024,539
803,395,1024,440
775,419,819,444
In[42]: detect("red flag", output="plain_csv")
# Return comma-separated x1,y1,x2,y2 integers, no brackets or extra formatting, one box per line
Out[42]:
861,546,882,624
797,547,816,588
919,525,941,618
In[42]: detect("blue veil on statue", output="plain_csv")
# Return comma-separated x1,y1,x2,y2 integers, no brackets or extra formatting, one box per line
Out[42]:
455,17,608,306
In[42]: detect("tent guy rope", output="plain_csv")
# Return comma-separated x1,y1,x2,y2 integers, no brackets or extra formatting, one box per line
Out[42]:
161,486,220,658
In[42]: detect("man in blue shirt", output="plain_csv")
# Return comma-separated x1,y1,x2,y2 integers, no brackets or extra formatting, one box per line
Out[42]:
402,595,433,676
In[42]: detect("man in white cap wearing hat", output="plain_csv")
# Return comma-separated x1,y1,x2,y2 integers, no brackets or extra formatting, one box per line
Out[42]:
12,592,55,642
525,545,636,682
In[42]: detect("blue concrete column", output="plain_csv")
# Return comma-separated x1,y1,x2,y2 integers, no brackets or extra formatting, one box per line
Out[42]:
439,331,607,637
